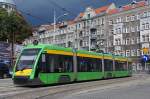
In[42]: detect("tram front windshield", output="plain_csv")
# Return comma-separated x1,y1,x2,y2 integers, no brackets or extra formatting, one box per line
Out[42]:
16,48,41,70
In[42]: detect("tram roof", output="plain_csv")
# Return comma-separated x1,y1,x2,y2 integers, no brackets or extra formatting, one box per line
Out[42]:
25,44,72,51
24,44,128,59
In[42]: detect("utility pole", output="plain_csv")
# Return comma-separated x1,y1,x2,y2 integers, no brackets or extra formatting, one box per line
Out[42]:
53,9,56,33
11,31,15,68
53,9,68,44
89,32,91,51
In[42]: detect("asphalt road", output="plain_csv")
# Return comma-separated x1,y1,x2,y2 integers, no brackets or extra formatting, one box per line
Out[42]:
63,76,150,99
0,74,150,99
40,74,150,99
61,82,150,99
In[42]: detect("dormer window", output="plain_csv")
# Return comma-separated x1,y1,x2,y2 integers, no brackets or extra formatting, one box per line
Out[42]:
131,0,137,8
87,14,91,19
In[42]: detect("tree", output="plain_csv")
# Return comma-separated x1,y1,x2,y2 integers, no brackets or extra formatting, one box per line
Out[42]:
0,8,32,44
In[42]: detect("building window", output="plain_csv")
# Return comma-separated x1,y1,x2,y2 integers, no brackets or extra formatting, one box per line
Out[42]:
124,27,127,33
136,37,140,43
131,38,135,44
131,26,135,32
145,23,149,29
146,35,149,42
148,11,150,17
79,31,83,37
115,39,118,45
136,13,141,20
110,29,114,34
118,28,121,33
109,20,113,25
143,12,148,18
126,27,130,33
78,24,81,28
126,38,130,45
142,23,145,30
131,15,135,21
126,16,130,22
116,17,121,23
142,35,146,42
83,21,86,27
137,49,141,56
115,39,121,45
94,20,97,25
87,14,91,19
97,18,100,25
120,51,125,56
115,29,118,34
126,50,130,57
136,25,140,31
118,39,120,45
80,40,83,46
131,49,136,56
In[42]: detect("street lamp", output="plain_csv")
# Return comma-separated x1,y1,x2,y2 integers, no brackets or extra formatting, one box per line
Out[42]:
53,9,68,32
7,10,14,68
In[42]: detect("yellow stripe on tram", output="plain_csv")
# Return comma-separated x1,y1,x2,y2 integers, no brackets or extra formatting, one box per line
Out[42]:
104,56,112,60
77,53,103,59
114,58,127,61
46,50,103,59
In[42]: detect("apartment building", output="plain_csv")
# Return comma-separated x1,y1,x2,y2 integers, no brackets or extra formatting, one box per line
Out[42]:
106,1,150,71
0,0,16,11
74,3,116,51
24,3,116,51
24,21,76,48
24,0,150,71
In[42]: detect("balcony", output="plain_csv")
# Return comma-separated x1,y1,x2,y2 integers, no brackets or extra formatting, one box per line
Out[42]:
91,34,97,39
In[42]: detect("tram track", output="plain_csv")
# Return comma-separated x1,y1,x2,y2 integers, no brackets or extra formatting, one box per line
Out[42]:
0,76,140,99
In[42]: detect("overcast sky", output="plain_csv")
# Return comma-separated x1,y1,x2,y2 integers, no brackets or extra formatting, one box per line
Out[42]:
13,0,142,26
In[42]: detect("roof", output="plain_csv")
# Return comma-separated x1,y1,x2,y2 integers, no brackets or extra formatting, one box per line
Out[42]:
0,0,15,5
78,13,84,19
108,9,118,14
95,5,109,14
108,0,146,15
37,20,75,31
76,4,110,20
67,20,75,25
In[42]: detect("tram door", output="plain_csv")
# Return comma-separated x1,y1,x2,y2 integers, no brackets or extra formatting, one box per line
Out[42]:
38,53,49,84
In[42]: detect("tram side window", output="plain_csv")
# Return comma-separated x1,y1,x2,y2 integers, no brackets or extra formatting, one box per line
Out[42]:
77,57,102,72
77,57,87,72
104,59,113,71
90,58,102,72
47,54,73,73
115,61,127,71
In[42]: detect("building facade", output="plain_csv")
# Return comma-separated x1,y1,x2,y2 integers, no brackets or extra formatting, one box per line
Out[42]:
106,1,150,71
0,0,16,11
24,0,150,72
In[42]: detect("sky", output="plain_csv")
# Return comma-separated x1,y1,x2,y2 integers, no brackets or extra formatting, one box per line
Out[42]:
13,0,143,26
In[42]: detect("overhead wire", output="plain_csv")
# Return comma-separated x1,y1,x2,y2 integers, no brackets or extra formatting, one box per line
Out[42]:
13,0,109,25
18,9,51,24
14,0,51,24
46,0,77,17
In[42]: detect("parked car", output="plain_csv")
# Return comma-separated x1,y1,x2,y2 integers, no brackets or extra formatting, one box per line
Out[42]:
0,62,11,79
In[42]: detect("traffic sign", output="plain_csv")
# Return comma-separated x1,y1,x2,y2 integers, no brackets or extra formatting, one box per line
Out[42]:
142,55,149,62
